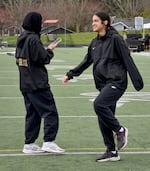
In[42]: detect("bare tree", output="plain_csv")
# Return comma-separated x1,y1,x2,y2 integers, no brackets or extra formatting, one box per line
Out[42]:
3,0,42,33
101,0,150,17
38,0,105,32
4,0,150,35
0,7,10,36
55,0,105,32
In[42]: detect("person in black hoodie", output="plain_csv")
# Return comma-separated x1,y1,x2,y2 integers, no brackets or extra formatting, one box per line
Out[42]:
62,12,144,162
15,12,64,154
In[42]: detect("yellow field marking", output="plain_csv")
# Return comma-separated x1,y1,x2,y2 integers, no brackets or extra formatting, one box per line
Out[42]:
0,149,21,152
65,147,150,151
1,147,150,153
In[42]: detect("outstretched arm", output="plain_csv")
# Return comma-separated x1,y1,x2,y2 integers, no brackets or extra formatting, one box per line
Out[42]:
62,51,93,85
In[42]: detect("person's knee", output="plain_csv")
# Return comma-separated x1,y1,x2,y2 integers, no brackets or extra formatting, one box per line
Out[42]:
93,98,105,113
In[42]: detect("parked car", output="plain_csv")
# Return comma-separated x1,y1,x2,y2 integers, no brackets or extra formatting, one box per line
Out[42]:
126,34,144,52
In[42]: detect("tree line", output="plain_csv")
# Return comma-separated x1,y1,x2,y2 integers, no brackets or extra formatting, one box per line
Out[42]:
0,0,150,36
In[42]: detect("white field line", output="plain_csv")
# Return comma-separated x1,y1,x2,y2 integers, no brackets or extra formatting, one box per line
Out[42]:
0,96,94,99
1,96,150,101
0,151,150,157
1,91,150,100
0,115,150,119
0,84,94,86
1,84,150,87
0,97,90,99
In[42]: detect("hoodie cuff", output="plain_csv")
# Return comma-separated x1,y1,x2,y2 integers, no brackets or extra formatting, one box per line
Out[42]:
47,48,54,59
66,71,73,80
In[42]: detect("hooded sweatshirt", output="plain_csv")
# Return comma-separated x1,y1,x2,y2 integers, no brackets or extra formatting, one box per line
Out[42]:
15,12,54,93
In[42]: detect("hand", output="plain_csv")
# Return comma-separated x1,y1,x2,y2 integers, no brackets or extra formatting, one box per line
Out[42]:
62,76,69,84
47,43,57,51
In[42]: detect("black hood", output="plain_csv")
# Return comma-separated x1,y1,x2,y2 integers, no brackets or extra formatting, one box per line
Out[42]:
16,31,37,48
22,12,42,33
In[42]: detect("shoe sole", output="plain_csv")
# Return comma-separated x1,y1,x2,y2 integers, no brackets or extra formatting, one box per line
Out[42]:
118,127,128,150
23,150,44,154
41,148,65,154
96,156,121,162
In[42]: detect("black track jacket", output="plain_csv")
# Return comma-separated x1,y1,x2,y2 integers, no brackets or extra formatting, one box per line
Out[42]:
66,28,144,91
15,31,54,93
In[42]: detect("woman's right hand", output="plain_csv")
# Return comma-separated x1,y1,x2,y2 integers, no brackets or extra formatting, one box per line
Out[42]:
62,76,69,84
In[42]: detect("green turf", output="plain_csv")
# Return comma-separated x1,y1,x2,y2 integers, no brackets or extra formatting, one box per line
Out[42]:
0,47,150,171
0,154,150,171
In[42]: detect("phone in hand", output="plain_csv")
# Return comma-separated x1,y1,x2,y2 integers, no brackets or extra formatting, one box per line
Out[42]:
52,38,62,46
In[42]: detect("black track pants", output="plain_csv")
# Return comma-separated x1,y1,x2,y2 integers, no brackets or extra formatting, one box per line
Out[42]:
93,83,125,151
22,89,59,144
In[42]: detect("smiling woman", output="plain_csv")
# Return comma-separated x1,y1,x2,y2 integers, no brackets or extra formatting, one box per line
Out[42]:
62,11,144,162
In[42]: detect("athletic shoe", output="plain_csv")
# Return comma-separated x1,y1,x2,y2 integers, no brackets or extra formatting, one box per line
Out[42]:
96,151,120,162
41,142,65,153
23,143,44,154
116,127,128,150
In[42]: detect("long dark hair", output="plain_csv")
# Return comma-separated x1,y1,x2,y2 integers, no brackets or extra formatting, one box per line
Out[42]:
95,12,117,32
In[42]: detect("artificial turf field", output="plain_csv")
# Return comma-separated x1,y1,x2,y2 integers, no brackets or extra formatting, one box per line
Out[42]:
0,47,150,171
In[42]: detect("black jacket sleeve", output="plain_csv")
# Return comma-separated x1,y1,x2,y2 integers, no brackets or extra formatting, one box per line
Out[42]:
66,45,93,79
114,35,144,91
29,37,54,65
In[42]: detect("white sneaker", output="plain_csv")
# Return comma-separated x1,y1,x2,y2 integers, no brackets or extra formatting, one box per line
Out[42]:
23,143,44,154
41,142,65,153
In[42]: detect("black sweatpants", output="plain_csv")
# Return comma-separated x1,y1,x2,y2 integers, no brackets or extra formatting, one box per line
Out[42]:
22,88,59,144
93,83,125,151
